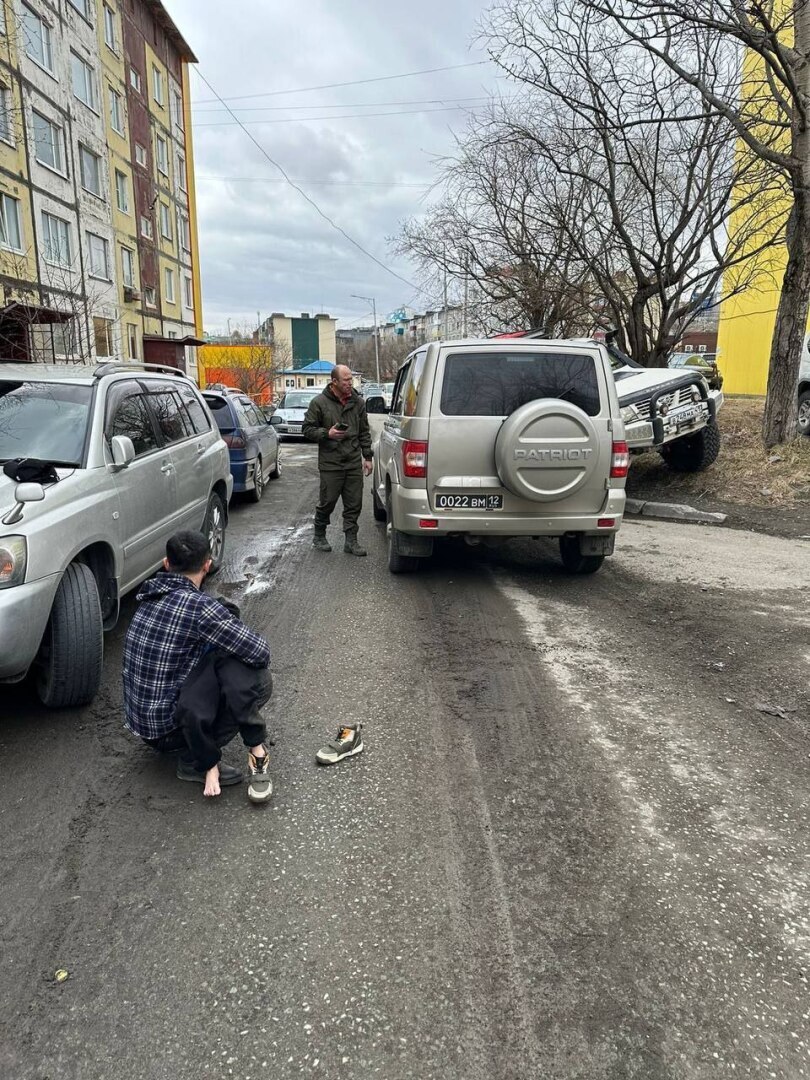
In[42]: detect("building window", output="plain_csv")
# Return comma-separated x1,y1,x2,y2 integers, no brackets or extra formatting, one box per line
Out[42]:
178,211,190,251
134,142,147,167
159,201,172,240
140,214,153,239
164,266,175,303
94,316,113,357
109,88,124,134
115,169,129,213
129,67,141,93
103,4,116,50
52,321,76,359
152,65,164,106
306,378,315,387
67,0,91,18
176,152,186,192
42,211,71,267
285,378,295,388
698,344,707,353
32,111,64,173
155,134,168,175
183,274,192,308
71,53,98,110
0,193,22,252
121,245,135,287
21,5,53,73
127,323,138,359
0,85,13,145
172,90,184,130
0,4,6,34
79,145,102,196
87,232,110,279
144,285,156,307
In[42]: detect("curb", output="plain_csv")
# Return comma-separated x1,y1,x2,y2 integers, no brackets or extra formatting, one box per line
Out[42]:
625,498,728,525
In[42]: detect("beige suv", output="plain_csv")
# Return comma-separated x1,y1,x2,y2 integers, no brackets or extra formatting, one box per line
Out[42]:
371,339,629,574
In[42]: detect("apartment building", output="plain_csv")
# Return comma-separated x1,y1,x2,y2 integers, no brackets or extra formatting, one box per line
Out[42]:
0,0,202,377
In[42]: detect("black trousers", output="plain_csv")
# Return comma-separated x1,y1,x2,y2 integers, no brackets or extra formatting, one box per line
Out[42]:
145,650,272,772
314,468,364,536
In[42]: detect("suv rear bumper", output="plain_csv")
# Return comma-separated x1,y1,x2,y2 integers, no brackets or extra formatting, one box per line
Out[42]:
390,484,625,537
0,573,61,681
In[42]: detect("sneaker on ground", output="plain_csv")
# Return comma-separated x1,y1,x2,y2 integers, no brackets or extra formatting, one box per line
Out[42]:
247,746,273,804
315,723,364,765
177,761,244,785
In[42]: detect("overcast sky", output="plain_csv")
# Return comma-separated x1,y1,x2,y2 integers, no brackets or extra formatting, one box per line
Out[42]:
166,0,498,334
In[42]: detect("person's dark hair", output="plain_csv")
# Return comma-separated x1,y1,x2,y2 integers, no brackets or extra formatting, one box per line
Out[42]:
165,530,211,573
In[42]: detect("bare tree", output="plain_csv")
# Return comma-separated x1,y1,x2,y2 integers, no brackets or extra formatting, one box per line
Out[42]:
337,335,410,379
561,0,810,442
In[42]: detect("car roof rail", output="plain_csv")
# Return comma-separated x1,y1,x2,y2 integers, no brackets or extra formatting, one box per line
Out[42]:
93,361,187,380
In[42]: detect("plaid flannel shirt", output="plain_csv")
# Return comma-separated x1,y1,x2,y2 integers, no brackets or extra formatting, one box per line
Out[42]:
122,573,270,740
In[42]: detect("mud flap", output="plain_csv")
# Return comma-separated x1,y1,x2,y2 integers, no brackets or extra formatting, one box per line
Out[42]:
392,531,434,558
580,535,615,556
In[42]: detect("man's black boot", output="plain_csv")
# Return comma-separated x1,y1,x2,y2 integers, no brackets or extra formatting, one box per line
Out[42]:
313,531,332,552
344,534,367,556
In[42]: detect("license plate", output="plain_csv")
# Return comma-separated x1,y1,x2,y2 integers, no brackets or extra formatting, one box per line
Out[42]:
670,404,706,427
435,493,503,510
287,424,302,433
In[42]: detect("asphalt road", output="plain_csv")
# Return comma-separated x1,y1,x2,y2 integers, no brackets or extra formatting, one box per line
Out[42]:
1,435,809,1080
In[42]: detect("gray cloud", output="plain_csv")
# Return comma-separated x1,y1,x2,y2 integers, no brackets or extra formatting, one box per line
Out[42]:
166,0,496,330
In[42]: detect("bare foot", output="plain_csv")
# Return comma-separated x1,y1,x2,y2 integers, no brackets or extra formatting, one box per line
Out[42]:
204,765,221,797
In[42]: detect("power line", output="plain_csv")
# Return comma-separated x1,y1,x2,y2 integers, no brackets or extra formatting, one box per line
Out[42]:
197,175,431,189
192,95,491,113
194,104,479,127
192,68,418,291
193,60,490,105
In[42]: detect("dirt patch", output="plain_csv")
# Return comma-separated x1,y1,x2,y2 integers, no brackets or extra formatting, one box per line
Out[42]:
627,398,810,538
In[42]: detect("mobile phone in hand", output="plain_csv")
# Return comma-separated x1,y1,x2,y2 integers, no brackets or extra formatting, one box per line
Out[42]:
335,422,349,431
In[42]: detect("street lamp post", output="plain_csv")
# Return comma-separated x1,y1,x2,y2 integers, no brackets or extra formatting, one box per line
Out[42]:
351,294,380,384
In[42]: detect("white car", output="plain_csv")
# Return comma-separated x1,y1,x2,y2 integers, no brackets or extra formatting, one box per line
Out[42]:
270,389,320,438
798,333,810,437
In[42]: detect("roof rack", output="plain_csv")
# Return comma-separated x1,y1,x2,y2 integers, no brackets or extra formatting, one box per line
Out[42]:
93,362,187,379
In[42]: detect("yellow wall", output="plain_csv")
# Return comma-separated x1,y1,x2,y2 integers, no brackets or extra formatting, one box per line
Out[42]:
198,343,274,387
182,63,203,337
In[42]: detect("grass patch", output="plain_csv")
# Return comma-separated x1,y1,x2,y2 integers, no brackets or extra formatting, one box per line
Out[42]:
627,397,810,508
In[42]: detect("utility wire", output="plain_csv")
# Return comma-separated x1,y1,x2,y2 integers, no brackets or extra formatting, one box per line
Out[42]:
193,61,490,105
194,104,478,127
192,68,418,290
198,175,431,189
192,95,491,113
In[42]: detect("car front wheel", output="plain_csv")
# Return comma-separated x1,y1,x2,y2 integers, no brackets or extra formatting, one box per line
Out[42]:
659,420,721,472
798,390,810,437
204,491,227,571
37,562,104,708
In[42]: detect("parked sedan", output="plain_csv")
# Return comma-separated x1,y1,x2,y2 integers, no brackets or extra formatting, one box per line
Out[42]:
269,389,320,438
668,352,724,390
202,387,281,502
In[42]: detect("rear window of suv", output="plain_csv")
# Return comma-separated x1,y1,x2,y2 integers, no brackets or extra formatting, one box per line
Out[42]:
440,351,601,417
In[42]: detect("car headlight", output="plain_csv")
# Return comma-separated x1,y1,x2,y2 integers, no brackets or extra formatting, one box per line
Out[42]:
0,536,27,588
621,405,641,423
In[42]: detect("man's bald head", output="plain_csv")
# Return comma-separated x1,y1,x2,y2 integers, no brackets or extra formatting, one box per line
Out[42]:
331,365,353,397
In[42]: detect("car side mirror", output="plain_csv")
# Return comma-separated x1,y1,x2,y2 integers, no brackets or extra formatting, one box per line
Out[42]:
269,414,282,426
111,434,136,468
1,482,44,525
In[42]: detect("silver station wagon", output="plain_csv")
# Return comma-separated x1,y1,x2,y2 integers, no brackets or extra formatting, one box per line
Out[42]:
372,338,629,574
0,363,232,707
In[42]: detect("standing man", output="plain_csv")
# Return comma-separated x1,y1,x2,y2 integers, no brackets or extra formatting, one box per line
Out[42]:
303,364,373,556
123,530,274,803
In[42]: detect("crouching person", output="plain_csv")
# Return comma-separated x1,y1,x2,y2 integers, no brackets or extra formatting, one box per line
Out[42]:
123,530,273,804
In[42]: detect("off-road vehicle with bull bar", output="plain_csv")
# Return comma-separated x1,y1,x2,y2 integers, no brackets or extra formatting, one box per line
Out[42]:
371,338,629,574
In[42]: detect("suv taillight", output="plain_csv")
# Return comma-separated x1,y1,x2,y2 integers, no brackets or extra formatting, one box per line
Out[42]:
223,431,246,449
610,440,629,478
403,440,428,478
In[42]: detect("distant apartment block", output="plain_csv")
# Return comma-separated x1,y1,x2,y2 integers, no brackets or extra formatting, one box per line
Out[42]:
0,0,202,377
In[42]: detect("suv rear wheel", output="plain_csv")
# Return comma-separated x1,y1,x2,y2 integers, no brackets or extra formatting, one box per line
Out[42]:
559,534,605,575
372,483,387,522
249,457,264,502
204,491,227,572
37,562,104,707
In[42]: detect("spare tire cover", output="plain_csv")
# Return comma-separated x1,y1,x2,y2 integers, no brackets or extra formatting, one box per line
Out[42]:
494,399,601,502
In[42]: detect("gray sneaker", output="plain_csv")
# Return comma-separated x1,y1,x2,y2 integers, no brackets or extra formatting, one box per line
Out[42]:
316,723,364,765
247,746,273,804
313,535,332,552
